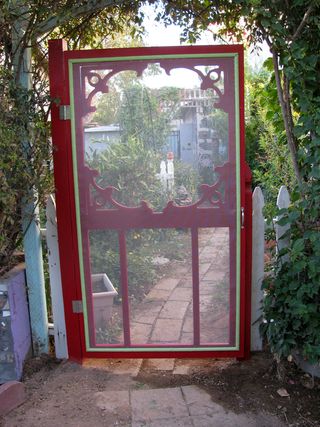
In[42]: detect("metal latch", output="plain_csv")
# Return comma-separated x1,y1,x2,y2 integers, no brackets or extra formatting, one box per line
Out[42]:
72,300,83,313
241,207,245,229
59,105,70,120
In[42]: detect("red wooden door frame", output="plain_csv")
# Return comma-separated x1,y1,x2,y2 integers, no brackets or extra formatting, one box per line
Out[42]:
48,39,252,361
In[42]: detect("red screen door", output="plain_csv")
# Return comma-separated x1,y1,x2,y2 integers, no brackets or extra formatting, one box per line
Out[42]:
49,41,251,360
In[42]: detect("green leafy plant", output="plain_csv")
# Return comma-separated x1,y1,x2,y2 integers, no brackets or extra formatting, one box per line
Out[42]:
0,70,51,274
262,187,320,363
160,1,320,363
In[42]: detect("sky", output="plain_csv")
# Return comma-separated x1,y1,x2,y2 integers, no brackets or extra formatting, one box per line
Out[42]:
140,3,270,86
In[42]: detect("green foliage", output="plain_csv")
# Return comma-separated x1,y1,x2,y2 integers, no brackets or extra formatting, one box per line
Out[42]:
89,137,166,208
246,64,295,214
261,187,320,363
88,138,196,301
160,0,320,363
93,80,181,152
173,160,200,201
0,1,144,276
0,70,51,274
88,138,165,299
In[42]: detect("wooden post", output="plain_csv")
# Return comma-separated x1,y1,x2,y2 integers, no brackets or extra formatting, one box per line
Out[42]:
243,163,253,359
251,187,265,351
12,10,48,354
46,196,68,359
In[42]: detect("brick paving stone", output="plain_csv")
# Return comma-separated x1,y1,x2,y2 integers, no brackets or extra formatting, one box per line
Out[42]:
159,300,189,319
130,322,153,344
131,387,188,422
153,277,179,291
169,287,192,302
150,318,183,342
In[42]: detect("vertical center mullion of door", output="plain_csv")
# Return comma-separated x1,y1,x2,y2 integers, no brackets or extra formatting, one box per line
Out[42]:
118,230,131,347
191,227,200,346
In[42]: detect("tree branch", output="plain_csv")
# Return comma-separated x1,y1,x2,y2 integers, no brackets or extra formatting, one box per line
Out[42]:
271,48,303,187
36,0,130,36
291,5,313,42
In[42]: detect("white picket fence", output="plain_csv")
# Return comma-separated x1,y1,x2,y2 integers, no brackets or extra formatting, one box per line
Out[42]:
44,186,290,357
251,185,290,350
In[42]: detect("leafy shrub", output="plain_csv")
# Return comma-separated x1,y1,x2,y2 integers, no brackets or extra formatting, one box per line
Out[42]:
0,70,51,275
261,185,320,363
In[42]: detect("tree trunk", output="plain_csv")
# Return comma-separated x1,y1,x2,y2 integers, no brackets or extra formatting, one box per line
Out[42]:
271,49,303,188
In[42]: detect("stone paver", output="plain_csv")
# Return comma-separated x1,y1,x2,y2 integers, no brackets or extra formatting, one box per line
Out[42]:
169,287,192,301
173,364,191,375
95,390,130,413
145,358,175,371
131,387,188,422
153,277,180,291
127,386,286,427
182,385,221,416
202,270,226,282
182,315,193,333
128,227,230,345
146,288,171,301
177,278,192,288
159,300,189,320
151,318,183,342
133,301,164,325
180,332,193,344
132,416,194,427
199,262,211,275
131,322,153,344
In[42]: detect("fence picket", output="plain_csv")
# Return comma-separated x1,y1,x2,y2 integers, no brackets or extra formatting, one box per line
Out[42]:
251,187,265,351
275,185,290,261
46,195,68,358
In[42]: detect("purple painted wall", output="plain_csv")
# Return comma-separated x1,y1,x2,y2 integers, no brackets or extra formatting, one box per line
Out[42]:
3,265,32,380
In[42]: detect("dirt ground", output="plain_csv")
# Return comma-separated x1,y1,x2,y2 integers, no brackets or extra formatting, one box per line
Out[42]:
1,352,319,427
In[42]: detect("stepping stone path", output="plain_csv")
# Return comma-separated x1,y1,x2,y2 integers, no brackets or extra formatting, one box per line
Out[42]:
129,228,230,345
94,385,284,427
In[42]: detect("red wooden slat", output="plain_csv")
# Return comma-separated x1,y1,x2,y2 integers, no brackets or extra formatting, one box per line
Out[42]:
191,227,200,346
118,230,131,347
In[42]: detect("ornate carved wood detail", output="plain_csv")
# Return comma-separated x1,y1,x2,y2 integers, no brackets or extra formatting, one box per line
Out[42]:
84,162,230,216
80,59,231,116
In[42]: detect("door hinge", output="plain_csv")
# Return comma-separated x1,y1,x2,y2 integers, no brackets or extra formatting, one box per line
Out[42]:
72,300,83,313
59,105,70,121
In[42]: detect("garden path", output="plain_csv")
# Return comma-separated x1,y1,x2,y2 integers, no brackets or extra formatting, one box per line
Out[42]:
129,228,230,346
